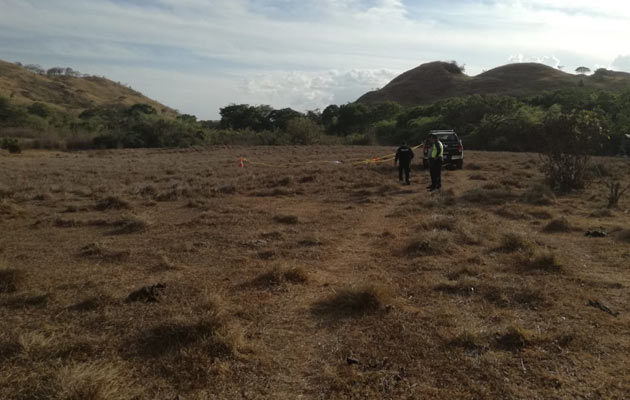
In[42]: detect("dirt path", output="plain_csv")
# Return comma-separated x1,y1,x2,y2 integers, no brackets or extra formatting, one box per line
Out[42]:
235,185,421,397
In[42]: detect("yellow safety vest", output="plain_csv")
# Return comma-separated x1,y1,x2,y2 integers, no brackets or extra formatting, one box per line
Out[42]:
431,141,444,158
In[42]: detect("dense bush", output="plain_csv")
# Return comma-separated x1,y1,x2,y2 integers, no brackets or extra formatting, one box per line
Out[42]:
538,109,604,191
1,138,22,153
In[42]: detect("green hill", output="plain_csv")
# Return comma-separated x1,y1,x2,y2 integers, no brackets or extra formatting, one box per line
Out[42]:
357,61,630,105
0,59,175,117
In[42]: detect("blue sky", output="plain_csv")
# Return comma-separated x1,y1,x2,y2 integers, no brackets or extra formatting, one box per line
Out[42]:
0,0,629,119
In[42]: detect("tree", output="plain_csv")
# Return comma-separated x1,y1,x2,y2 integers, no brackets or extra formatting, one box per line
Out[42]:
177,114,197,123
46,67,65,76
24,64,45,75
575,66,591,75
219,104,273,131
538,109,605,192
268,108,303,130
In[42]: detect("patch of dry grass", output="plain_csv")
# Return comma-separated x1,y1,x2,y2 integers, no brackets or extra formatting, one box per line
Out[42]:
94,195,130,211
461,188,515,205
78,243,130,261
499,232,532,252
273,214,299,224
516,250,564,273
0,263,23,294
522,184,555,205
312,285,392,317
543,217,571,233
109,214,150,234
56,361,142,400
403,231,452,257
250,265,309,287
614,229,630,243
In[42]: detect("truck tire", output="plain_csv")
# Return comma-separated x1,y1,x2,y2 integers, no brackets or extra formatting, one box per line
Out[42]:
455,160,463,169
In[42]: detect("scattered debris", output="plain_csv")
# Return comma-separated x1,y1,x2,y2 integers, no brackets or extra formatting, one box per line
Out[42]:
585,230,607,237
346,357,359,365
125,283,166,303
588,300,619,317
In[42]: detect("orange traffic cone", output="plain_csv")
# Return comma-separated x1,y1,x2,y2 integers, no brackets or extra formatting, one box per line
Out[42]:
238,157,244,168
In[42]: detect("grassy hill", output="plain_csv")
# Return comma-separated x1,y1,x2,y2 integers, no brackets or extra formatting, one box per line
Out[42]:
0,59,176,117
357,61,630,105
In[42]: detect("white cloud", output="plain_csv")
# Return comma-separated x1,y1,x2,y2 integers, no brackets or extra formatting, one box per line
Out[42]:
612,55,630,72
508,54,562,68
240,68,400,110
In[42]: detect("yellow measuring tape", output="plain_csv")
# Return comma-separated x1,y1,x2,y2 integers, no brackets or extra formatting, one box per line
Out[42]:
240,144,424,168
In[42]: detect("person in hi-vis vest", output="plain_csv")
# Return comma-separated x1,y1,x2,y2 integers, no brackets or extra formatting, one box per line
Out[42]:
427,134,443,191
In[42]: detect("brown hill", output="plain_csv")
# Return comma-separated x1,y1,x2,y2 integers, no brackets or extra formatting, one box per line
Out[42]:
0,59,176,116
357,61,630,105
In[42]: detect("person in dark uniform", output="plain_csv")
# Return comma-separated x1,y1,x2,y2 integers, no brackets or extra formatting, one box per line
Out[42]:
395,141,414,185
427,134,443,191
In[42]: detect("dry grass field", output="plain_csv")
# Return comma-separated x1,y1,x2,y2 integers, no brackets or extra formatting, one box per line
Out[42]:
1,146,629,400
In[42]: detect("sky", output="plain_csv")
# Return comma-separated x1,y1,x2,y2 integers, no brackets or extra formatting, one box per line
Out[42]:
0,0,629,119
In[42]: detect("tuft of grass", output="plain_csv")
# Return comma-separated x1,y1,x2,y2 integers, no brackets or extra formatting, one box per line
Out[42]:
109,215,149,235
543,217,571,233
448,330,487,352
273,214,299,224
522,184,556,205
517,250,564,273
0,267,23,293
1,292,50,308
132,312,240,359
0,199,23,218
495,326,530,351
153,254,179,271
94,195,130,211
57,361,141,400
404,231,451,257
499,232,532,252
461,188,515,205
251,265,309,287
312,285,392,317
446,266,482,281
469,174,487,181
417,214,457,232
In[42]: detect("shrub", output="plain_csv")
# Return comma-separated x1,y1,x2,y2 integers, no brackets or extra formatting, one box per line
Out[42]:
1,138,21,154
538,110,604,192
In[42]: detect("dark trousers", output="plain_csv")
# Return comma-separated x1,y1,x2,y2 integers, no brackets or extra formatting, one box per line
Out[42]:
429,158,442,189
398,162,411,183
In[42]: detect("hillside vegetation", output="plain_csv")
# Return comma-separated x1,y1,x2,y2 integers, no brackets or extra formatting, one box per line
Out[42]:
2,59,630,154
0,60,174,115
357,61,630,105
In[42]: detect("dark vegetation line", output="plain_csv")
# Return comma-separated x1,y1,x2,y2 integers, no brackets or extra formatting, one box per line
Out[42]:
1,86,630,155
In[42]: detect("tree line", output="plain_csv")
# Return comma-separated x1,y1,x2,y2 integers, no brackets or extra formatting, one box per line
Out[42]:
1,87,630,155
